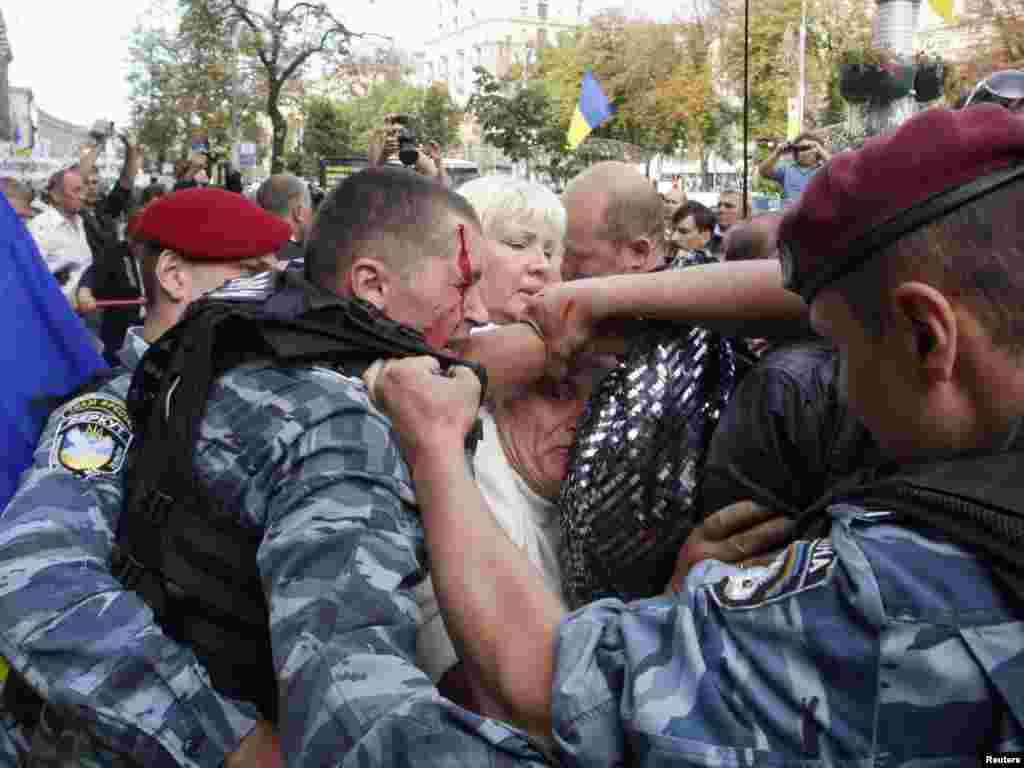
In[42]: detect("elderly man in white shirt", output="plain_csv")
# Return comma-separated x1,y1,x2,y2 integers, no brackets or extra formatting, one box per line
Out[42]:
29,167,92,312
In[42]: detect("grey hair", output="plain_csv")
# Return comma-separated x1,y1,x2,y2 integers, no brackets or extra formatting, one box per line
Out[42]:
256,174,311,218
0,177,34,203
458,175,566,240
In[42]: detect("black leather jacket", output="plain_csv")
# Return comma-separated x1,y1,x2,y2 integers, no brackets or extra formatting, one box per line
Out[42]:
701,339,879,517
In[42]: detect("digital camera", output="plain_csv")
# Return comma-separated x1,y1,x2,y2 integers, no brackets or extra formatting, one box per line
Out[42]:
388,114,419,166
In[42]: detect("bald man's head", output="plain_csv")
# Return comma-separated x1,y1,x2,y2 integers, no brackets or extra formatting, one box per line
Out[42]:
561,162,666,280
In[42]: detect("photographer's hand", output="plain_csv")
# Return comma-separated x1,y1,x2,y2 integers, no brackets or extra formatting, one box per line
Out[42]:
369,127,398,167
756,140,787,180
428,141,449,187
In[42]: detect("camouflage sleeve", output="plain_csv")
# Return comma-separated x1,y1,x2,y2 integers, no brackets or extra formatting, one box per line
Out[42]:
251,371,549,765
551,508,1024,766
0,381,261,768
550,528,862,766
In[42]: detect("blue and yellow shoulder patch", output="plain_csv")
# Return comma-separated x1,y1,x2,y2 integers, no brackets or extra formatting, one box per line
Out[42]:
48,394,133,477
711,538,836,610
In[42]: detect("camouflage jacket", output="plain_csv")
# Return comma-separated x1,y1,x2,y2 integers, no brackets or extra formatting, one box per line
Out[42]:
550,505,1024,766
0,331,262,768
0,338,548,767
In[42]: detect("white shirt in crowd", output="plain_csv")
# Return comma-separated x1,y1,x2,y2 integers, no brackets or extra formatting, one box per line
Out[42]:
28,205,92,307
414,409,563,682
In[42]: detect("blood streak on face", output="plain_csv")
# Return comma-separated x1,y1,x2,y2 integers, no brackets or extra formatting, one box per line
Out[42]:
457,223,472,286
423,224,473,350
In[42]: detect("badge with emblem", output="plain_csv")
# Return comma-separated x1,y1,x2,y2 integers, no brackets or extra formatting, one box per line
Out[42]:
49,394,133,477
711,538,837,610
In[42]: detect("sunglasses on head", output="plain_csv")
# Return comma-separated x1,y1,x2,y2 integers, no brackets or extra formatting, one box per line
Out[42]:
964,70,1024,111
719,201,737,209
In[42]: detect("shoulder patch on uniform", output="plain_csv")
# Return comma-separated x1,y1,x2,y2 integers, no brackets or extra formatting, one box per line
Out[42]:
49,394,133,477
711,538,836,610
206,270,276,302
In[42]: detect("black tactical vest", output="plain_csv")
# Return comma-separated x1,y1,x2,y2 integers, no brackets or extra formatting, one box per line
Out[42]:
113,270,486,721
795,426,1024,605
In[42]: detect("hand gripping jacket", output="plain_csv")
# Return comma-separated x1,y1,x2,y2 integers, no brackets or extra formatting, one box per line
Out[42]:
112,269,487,722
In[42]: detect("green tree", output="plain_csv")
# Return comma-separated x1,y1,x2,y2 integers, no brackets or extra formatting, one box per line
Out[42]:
286,96,352,178
467,67,565,179
419,82,462,151
957,0,1024,91
126,23,183,165
200,0,385,172
335,81,424,153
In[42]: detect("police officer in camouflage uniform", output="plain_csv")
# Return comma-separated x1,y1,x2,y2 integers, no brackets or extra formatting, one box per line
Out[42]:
0,170,565,767
368,105,1024,764
0,189,291,766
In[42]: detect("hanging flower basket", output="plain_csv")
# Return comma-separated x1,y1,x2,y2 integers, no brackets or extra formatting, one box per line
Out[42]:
840,63,879,103
914,62,945,102
839,62,915,104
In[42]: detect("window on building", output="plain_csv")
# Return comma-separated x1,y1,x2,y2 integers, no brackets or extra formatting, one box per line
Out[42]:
520,0,528,15
538,0,548,18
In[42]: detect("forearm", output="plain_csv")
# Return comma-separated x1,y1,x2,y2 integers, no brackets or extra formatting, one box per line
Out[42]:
757,149,782,178
584,260,808,339
412,444,562,740
450,323,547,395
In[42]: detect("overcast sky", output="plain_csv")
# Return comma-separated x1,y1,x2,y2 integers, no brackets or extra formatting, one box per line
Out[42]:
5,0,686,128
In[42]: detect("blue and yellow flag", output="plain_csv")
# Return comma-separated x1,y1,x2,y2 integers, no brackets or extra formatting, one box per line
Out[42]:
0,195,105,510
567,70,613,150
928,0,954,23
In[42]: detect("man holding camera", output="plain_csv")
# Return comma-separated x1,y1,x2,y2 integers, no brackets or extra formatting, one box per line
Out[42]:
757,132,830,207
368,113,449,187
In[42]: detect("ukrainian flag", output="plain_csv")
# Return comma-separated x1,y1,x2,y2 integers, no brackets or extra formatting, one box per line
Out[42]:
567,70,613,150
928,0,954,23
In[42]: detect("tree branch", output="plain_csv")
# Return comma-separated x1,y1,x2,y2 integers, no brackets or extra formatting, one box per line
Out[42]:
226,0,273,73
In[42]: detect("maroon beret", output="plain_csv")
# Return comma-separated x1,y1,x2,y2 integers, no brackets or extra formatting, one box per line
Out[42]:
133,187,292,261
778,105,1024,303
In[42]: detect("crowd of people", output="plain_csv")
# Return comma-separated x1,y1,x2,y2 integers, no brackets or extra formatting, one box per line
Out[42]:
0,71,1023,767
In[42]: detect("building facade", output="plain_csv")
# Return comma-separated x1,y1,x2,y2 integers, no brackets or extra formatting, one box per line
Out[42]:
414,0,584,104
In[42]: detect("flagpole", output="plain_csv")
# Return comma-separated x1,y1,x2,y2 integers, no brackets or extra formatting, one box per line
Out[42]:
742,0,750,219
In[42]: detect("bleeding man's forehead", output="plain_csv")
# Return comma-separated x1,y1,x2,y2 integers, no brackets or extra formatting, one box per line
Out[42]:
455,223,484,283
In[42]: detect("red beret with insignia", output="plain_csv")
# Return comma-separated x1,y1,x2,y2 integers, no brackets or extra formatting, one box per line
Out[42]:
778,105,1024,303
132,187,292,261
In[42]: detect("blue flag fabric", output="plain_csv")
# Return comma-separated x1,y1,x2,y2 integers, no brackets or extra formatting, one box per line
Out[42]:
578,70,613,129
0,195,105,509
567,70,614,150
